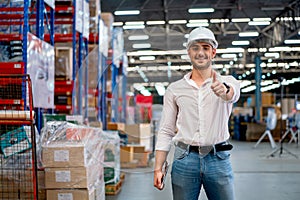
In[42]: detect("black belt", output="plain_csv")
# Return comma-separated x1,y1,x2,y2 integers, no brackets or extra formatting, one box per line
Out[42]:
176,141,233,154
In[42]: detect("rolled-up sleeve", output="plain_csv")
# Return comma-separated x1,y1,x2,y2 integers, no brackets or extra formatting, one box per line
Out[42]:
155,88,178,151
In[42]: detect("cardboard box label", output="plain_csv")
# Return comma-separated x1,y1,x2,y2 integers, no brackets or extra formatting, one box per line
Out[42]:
58,193,73,200
55,171,71,182
54,150,69,162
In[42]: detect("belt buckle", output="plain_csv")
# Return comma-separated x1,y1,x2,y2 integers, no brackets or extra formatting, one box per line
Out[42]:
198,145,213,156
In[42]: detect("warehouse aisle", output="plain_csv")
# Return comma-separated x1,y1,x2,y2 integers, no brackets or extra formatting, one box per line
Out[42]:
106,141,300,200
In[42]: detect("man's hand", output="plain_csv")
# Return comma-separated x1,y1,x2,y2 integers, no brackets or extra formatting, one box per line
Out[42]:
154,168,165,190
211,70,229,100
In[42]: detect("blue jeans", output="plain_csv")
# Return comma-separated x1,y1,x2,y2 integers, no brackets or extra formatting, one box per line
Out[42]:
171,146,235,200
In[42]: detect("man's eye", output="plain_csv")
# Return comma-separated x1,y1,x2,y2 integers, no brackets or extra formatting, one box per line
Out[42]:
192,47,199,51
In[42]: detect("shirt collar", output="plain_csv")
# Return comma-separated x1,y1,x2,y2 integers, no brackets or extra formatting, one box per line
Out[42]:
184,71,215,88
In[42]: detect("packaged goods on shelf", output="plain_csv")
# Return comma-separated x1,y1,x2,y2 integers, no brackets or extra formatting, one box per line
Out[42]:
103,130,120,185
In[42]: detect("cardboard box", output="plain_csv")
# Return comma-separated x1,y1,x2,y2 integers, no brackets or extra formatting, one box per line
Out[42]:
125,123,152,151
45,165,99,189
120,145,149,167
42,143,86,167
107,122,125,132
47,188,95,200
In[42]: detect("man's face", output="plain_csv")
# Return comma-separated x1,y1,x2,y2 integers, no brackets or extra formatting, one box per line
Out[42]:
188,41,216,71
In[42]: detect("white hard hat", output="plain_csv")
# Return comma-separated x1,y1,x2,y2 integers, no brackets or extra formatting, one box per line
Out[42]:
187,26,218,49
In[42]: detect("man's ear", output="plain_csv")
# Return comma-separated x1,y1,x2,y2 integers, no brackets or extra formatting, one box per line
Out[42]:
212,48,217,58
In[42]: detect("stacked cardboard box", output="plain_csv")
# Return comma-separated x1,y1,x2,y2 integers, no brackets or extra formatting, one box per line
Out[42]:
125,123,152,151
41,122,106,200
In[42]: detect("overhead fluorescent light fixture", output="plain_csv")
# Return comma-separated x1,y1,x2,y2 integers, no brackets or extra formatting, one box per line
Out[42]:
248,21,271,26
168,20,187,24
210,19,230,23
113,22,123,26
114,10,140,15
123,24,145,30
186,22,209,27
146,21,165,25
187,19,209,27
232,41,250,45
125,21,144,25
155,83,166,96
239,31,259,37
140,89,151,96
132,43,151,49
128,35,149,40
284,39,300,44
217,48,245,53
264,52,280,58
231,18,250,23
188,8,215,13
221,54,237,58
139,56,155,61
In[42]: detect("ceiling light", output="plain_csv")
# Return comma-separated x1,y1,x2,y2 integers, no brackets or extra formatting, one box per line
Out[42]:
186,22,209,27
188,8,215,13
139,56,155,61
231,18,250,23
140,89,151,96
217,48,245,53
189,19,208,23
181,55,189,60
284,39,300,44
253,17,271,21
155,83,166,96
248,21,270,26
146,21,165,25
123,25,145,30
264,52,280,58
241,85,256,93
132,43,151,49
210,19,230,23
114,10,140,15
113,22,123,26
128,35,149,40
221,54,237,58
239,32,259,37
125,21,144,25
168,20,187,24
232,41,250,45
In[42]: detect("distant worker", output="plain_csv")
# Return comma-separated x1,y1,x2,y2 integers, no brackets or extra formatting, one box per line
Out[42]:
154,26,241,200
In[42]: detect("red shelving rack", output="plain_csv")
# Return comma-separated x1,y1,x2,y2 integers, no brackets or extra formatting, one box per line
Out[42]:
0,74,38,199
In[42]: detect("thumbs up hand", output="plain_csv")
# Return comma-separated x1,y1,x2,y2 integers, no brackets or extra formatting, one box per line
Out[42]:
211,70,229,100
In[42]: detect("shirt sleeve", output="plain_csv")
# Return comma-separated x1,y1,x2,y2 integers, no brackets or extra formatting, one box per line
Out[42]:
155,87,178,151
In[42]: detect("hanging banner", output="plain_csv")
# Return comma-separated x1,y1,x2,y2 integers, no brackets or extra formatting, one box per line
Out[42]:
75,0,83,33
83,0,89,38
27,33,55,109
112,28,124,68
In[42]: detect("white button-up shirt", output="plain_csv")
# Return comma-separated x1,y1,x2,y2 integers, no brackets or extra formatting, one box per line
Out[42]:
155,71,240,151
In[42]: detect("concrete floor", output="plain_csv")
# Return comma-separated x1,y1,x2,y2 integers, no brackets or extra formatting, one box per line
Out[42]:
106,141,300,200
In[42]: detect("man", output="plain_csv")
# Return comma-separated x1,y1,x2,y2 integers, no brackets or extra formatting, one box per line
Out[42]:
153,26,240,200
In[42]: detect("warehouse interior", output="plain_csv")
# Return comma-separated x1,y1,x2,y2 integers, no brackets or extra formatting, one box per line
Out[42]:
0,0,300,200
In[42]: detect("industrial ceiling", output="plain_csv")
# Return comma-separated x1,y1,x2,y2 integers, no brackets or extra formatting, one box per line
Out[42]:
101,0,300,95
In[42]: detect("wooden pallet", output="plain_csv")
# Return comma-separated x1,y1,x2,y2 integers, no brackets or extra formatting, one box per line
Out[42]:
105,178,123,195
